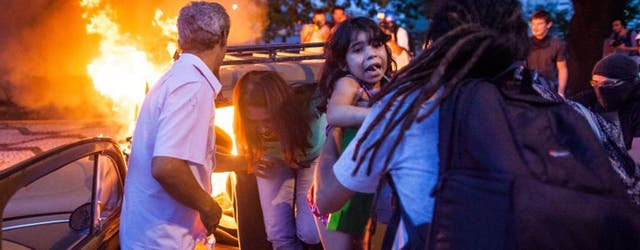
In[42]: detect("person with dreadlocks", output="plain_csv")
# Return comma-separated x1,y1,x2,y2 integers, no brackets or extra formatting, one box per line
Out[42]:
308,16,393,249
314,0,530,248
316,0,640,248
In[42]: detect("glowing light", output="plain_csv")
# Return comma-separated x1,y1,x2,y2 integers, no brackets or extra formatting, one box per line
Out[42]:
376,12,385,20
232,3,239,11
80,0,100,9
80,0,238,201
81,1,168,138
153,9,179,58
212,106,236,197
214,106,237,155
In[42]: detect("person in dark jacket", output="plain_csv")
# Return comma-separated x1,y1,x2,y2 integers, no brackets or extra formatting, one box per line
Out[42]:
588,54,640,163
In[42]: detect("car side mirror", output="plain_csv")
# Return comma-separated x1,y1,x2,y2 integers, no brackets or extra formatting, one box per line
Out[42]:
69,203,92,231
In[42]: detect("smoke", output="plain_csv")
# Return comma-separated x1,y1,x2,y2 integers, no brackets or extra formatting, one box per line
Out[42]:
0,0,267,119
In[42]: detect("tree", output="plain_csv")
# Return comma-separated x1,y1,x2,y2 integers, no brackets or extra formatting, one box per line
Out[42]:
354,0,427,31
262,0,428,43
263,0,315,43
263,1,358,43
567,0,638,94
525,3,572,39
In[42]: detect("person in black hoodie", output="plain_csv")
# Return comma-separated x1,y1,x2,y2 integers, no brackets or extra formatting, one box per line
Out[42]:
588,54,640,163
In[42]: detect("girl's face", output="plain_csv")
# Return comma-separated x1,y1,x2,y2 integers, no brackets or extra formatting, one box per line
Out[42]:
344,31,388,84
245,105,278,141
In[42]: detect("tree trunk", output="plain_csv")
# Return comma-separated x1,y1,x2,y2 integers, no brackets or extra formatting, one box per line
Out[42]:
567,0,627,95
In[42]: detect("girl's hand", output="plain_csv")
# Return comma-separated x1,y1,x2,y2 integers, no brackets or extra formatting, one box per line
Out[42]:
254,157,273,178
288,162,303,170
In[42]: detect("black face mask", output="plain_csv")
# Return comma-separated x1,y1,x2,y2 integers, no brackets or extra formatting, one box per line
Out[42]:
594,81,636,112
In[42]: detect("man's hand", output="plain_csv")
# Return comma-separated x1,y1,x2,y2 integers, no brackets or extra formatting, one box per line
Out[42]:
151,156,224,235
199,200,223,235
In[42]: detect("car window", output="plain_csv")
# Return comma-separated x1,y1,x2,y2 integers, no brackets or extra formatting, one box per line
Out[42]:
94,155,122,227
2,155,95,250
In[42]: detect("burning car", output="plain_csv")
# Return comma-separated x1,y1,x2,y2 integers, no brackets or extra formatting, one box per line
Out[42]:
0,43,324,250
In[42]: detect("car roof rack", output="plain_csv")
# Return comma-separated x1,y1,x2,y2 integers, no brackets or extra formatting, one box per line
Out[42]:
221,42,325,65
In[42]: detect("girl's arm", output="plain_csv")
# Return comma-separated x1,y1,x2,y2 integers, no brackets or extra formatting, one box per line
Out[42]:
314,127,355,213
326,77,370,127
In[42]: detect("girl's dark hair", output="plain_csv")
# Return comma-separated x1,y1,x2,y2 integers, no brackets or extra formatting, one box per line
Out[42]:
353,0,530,174
318,17,393,113
233,71,312,164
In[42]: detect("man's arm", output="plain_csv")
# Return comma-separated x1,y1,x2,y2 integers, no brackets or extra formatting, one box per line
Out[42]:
152,156,221,234
396,27,410,52
214,149,249,172
300,25,312,43
556,60,568,96
615,45,640,51
314,127,355,214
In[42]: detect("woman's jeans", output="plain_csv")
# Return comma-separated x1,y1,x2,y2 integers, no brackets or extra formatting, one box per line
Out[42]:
256,158,320,250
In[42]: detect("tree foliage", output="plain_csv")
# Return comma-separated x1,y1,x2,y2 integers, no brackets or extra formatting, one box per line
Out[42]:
262,0,427,43
354,0,427,31
263,0,357,42
527,3,573,39
263,0,314,42
566,0,632,94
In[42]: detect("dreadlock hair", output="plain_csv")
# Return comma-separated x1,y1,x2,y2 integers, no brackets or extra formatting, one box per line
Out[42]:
317,17,393,113
233,71,312,165
352,0,531,175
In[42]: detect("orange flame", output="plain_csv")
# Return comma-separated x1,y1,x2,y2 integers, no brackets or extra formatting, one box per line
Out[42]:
81,1,237,200
81,0,166,138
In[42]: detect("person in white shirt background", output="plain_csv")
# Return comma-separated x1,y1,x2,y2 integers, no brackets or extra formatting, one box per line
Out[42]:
383,14,410,53
301,10,330,53
379,19,411,71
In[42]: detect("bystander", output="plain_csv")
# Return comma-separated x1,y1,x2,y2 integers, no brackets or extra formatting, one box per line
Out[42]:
527,10,568,96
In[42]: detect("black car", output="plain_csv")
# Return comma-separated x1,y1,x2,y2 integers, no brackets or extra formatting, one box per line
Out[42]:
0,43,324,250
1,138,125,249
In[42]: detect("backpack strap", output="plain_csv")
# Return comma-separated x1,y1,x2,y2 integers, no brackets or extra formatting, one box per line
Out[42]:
427,79,478,249
379,173,429,250
367,173,400,250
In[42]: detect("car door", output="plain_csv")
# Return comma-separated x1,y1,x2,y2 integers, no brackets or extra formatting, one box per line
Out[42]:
0,138,126,250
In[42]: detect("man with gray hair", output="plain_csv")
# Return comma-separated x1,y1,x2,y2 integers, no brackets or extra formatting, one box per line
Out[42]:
120,1,230,248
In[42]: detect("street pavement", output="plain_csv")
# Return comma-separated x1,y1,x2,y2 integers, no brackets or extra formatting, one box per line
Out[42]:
0,120,125,171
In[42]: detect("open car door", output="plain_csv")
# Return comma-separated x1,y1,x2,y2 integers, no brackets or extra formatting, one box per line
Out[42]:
0,138,126,250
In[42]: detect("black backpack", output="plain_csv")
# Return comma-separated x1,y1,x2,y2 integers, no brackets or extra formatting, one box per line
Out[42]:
424,69,640,250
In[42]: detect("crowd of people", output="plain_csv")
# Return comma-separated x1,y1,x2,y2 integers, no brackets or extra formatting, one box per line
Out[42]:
119,0,640,249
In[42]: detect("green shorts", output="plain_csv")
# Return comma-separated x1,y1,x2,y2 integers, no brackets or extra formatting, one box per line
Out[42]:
326,192,374,234
326,127,373,234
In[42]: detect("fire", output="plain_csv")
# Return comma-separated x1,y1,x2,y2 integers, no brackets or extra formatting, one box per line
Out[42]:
81,0,166,138
153,9,180,60
81,1,238,201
